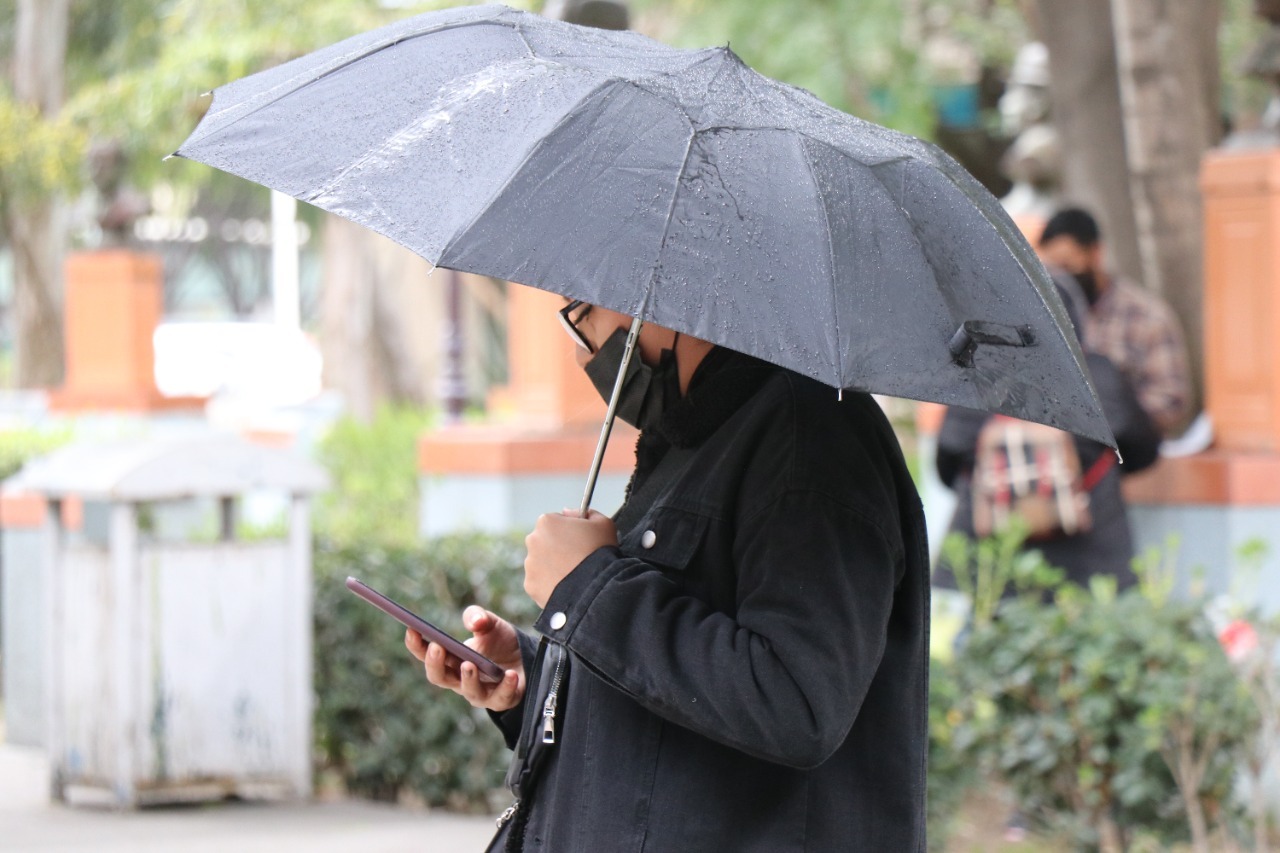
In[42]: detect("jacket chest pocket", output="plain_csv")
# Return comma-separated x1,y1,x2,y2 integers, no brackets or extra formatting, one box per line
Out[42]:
619,506,712,572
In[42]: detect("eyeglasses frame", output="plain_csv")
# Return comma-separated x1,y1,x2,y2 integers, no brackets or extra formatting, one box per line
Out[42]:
558,299,595,354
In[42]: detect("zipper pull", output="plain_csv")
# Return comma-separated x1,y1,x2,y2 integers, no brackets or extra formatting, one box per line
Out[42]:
496,799,520,828
541,690,558,744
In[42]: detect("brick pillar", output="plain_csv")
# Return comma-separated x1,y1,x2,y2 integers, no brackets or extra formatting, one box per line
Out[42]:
50,249,202,412
1200,150,1280,452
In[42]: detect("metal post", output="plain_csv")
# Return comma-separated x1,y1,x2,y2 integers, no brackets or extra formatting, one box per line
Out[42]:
110,502,139,808
441,269,467,425
286,494,313,798
271,190,300,331
579,315,643,516
42,499,64,801
219,497,236,542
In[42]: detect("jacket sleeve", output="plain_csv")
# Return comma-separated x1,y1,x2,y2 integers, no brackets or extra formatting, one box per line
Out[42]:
1086,353,1161,475
534,489,900,770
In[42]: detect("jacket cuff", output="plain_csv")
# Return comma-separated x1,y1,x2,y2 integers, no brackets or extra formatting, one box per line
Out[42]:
486,629,540,749
534,545,625,643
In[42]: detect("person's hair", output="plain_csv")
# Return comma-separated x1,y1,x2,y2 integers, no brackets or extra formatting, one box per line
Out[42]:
1039,207,1101,248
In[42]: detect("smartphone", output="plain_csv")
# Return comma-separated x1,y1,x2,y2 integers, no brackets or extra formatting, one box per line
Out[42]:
345,576,505,684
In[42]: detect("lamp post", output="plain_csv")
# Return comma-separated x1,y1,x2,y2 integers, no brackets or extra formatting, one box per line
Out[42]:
441,269,467,424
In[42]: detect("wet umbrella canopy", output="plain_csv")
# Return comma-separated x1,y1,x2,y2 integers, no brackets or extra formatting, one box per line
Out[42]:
176,4,1114,451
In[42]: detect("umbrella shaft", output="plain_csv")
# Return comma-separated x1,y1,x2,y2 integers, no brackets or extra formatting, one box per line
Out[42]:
580,316,644,516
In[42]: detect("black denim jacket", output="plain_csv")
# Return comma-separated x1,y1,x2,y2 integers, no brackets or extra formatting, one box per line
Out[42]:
489,351,930,853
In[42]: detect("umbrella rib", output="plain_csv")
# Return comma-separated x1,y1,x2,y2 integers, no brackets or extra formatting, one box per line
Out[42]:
639,128,699,320
437,79,627,268
797,138,845,393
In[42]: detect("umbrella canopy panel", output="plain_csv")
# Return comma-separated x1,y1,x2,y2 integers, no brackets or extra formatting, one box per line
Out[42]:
178,4,1111,446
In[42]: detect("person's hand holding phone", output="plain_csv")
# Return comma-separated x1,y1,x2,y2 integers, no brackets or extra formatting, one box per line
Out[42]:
405,605,525,712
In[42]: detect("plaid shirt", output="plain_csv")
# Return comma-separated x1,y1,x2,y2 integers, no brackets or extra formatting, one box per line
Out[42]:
1085,275,1191,436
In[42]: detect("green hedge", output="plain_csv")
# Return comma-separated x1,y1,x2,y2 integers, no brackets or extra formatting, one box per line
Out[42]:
312,533,540,811
934,531,1270,851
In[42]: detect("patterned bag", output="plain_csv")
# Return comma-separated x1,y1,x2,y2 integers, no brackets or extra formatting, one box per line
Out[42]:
971,415,1114,541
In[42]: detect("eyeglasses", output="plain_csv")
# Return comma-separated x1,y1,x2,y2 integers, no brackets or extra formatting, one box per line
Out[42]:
558,300,594,353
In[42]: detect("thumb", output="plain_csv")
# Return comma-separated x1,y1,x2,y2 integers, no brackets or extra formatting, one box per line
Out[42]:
463,605,494,633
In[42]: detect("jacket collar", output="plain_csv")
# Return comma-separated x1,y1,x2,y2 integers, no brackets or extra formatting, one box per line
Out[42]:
654,347,776,449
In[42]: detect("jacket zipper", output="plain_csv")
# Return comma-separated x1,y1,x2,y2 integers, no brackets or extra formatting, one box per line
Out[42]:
496,798,520,828
541,647,565,745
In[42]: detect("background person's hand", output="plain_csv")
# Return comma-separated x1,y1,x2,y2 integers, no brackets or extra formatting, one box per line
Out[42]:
523,509,618,608
404,605,525,712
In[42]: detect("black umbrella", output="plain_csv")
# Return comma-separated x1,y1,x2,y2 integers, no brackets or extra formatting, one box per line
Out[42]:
175,4,1115,511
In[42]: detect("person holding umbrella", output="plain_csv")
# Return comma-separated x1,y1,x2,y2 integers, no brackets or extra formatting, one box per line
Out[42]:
407,300,930,852
174,8,1122,851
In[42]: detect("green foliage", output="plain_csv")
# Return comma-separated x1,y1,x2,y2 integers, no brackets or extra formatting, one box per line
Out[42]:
312,406,436,548
54,0,539,193
0,90,86,213
947,556,1259,849
939,524,1064,626
1222,0,1276,125
0,424,75,481
634,0,1031,138
927,658,978,850
312,533,538,810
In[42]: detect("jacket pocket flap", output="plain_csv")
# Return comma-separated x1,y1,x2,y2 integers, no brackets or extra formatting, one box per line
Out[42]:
621,506,710,571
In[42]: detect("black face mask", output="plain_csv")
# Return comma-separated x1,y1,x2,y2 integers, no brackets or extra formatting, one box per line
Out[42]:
584,327,681,432
1073,269,1101,305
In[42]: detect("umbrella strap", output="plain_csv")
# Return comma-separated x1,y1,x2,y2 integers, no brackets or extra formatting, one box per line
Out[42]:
580,315,644,516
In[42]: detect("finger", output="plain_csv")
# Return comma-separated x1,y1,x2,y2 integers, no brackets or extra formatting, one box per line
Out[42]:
562,507,585,518
423,642,462,689
405,629,427,661
457,661,489,705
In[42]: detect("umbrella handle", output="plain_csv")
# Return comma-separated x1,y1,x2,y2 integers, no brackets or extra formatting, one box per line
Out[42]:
580,315,644,516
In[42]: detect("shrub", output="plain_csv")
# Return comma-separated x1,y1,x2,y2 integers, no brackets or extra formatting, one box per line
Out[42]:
312,532,539,811
927,657,978,849
946,542,1259,853
0,424,74,480
312,406,435,547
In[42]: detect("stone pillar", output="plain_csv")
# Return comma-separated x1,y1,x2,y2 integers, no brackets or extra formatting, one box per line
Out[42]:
1201,150,1280,451
1122,147,1280,614
49,249,202,412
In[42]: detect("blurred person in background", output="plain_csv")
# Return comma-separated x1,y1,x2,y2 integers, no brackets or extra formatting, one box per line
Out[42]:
1038,207,1192,438
936,275,1161,590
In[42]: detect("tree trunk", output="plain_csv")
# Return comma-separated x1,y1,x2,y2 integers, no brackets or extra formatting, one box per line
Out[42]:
6,205,65,388
8,0,71,388
319,215,438,422
1036,0,1144,286
1110,0,1221,416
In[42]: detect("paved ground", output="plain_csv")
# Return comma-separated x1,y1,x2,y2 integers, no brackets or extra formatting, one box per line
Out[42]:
0,744,498,852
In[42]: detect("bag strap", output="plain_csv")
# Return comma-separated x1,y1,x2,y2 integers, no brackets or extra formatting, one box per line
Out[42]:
1081,449,1116,491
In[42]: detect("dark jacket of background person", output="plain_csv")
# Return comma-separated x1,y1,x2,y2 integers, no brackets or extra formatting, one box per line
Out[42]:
487,348,930,853
935,350,1160,589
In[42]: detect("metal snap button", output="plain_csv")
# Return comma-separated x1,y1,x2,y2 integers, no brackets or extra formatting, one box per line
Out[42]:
641,529,657,549
549,611,567,630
